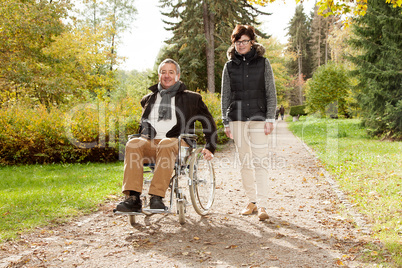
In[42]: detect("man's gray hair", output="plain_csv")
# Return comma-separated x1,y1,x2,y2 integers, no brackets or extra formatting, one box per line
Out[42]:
158,58,181,75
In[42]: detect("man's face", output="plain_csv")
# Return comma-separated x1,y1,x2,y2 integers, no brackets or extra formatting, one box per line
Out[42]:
159,63,180,89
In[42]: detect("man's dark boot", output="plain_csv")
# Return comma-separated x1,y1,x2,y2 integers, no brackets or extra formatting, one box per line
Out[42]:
114,194,142,213
149,195,166,210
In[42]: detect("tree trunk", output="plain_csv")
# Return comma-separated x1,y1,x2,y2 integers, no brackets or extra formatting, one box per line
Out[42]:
297,42,303,105
110,34,115,71
110,2,117,72
202,0,215,93
325,19,329,64
318,17,321,67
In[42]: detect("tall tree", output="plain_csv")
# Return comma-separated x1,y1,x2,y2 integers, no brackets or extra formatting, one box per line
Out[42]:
286,4,310,105
327,23,353,63
259,37,292,106
78,0,136,99
42,25,119,104
202,1,215,94
348,0,402,139
0,0,71,106
102,0,137,71
159,0,270,93
309,5,338,71
81,0,136,70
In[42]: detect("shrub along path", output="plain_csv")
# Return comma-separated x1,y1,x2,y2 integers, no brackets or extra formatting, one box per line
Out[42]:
0,120,384,267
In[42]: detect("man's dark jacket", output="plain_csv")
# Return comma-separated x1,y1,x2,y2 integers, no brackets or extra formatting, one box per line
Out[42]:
139,82,217,154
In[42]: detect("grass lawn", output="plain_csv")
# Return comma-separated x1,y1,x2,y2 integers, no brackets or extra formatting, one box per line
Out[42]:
288,116,402,266
0,162,123,242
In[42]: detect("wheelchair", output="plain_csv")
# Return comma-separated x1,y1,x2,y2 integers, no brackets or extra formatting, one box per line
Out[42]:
114,133,216,226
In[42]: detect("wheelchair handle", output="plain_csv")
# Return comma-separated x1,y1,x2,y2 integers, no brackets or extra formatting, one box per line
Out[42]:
179,133,198,140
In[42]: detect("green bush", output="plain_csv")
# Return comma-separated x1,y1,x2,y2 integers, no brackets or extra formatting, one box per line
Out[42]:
305,63,351,118
197,91,230,146
0,100,142,165
289,105,307,117
0,92,227,165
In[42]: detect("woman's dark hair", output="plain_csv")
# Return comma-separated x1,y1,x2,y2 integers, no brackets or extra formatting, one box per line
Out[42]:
231,25,256,44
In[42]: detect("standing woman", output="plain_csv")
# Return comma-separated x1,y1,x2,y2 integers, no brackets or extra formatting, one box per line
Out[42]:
221,25,277,220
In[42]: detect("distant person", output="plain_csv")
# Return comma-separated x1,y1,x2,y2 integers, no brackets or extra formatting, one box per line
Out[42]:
279,105,285,120
114,59,217,213
221,25,277,221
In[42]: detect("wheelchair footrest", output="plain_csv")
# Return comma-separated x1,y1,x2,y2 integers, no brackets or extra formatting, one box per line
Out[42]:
114,208,171,215
113,211,143,215
142,208,171,214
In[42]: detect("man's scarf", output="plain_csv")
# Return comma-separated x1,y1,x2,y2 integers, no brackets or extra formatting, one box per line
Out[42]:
157,81,181,121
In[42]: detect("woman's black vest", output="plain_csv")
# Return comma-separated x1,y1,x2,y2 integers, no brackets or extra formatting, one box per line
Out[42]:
226,48,266,122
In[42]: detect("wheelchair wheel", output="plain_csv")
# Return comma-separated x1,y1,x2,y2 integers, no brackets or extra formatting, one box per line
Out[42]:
129,215,136,226
177,199,185,225
188,148,215,216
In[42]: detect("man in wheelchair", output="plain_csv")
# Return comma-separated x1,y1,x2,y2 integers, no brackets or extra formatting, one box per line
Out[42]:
114,59,217,213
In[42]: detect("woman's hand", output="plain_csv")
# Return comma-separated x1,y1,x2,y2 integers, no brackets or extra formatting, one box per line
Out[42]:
225,127,233,139
264,122,274,135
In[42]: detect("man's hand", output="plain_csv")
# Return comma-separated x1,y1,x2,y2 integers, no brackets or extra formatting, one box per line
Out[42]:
264,122,274,135
202,148,214,161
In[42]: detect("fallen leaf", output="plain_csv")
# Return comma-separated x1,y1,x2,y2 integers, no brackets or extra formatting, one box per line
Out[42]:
335,259,345,266
275,233,285,239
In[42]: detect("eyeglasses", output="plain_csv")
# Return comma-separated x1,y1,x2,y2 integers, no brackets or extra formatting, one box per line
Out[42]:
235,40,251,46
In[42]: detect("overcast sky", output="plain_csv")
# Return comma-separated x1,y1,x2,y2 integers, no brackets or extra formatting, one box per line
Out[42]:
118,0,316,71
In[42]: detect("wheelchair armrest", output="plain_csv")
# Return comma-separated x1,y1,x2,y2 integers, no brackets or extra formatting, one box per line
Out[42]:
178,134,198,153
128,134,141,140
128,133,196,142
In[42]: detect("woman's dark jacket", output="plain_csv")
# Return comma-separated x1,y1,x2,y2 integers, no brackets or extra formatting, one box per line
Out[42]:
221,43,277,126
139,82,217,154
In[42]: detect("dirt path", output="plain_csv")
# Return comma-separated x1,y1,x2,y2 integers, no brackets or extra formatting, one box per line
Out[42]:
1,120,378,268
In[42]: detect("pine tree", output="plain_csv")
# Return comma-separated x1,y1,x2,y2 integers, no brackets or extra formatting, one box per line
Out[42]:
158,0,270,93
286,4,310,105
348,0,402,139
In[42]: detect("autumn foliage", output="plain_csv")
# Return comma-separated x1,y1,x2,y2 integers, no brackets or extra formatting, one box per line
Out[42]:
0,93,225,165
247,0,402,18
